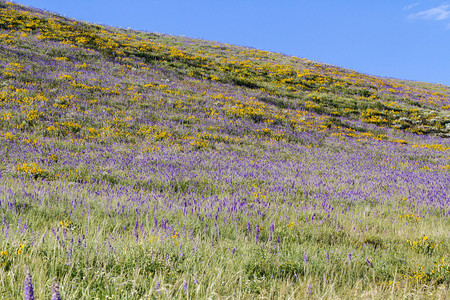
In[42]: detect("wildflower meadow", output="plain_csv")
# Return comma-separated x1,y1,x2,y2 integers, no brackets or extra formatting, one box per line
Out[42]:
0,1,449,298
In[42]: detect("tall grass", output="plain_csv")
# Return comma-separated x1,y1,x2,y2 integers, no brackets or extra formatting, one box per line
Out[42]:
0,0,449,298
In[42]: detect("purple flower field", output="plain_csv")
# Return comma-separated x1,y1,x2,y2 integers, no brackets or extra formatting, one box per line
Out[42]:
0,1,449,298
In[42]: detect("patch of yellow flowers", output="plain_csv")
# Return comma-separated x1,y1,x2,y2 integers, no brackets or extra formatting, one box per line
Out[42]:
407,236,442,255
1,244,25,267
16,162,46,177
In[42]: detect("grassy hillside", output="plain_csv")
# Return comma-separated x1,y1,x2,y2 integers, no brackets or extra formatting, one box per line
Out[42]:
0,1,449,298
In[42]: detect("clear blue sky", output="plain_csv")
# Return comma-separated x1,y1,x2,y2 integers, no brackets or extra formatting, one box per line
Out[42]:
13,0,450,86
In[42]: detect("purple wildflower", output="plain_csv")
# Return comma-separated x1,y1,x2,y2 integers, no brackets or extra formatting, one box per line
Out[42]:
24,270,34,300
51,278,61,300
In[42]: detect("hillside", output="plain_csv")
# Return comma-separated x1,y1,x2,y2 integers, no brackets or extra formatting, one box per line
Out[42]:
0,1,449,299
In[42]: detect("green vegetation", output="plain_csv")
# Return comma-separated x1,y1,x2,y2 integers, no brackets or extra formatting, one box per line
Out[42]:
0,1,449,298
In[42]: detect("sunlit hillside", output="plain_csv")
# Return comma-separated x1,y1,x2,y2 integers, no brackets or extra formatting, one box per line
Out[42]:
0,1,449,299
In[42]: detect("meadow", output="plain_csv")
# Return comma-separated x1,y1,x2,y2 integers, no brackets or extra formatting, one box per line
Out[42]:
0,1,449,298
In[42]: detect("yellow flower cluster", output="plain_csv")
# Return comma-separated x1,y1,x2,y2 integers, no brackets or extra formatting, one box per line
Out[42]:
411,143,450,152
398,213,422,221
1,243,26,267
137,125,172,142
17,244,25,255
0,132,16,141
3,62,24,77
191,138,208,149
405,256,449,282
360,109,389,125
16,162,46,177
59,220,72,229
431,256,449,277
47,121,82,136
25,109,43,122
406,236,442,255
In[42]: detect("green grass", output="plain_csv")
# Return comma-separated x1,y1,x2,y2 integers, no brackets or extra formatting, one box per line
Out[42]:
0,1,449,298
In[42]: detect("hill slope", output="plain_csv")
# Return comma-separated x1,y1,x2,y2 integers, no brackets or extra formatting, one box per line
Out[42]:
0,1,449,299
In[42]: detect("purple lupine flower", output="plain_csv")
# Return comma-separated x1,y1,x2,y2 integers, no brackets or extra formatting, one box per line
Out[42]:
134,219,139,233
366,257,372,267
326,252,329,262
24,270,34,300
348,253,352,262
67,246,73,263
303,252,308,265
51,278,61,300
232,247,236,254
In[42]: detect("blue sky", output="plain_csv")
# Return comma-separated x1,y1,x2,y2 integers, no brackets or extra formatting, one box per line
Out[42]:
13,0,450,86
